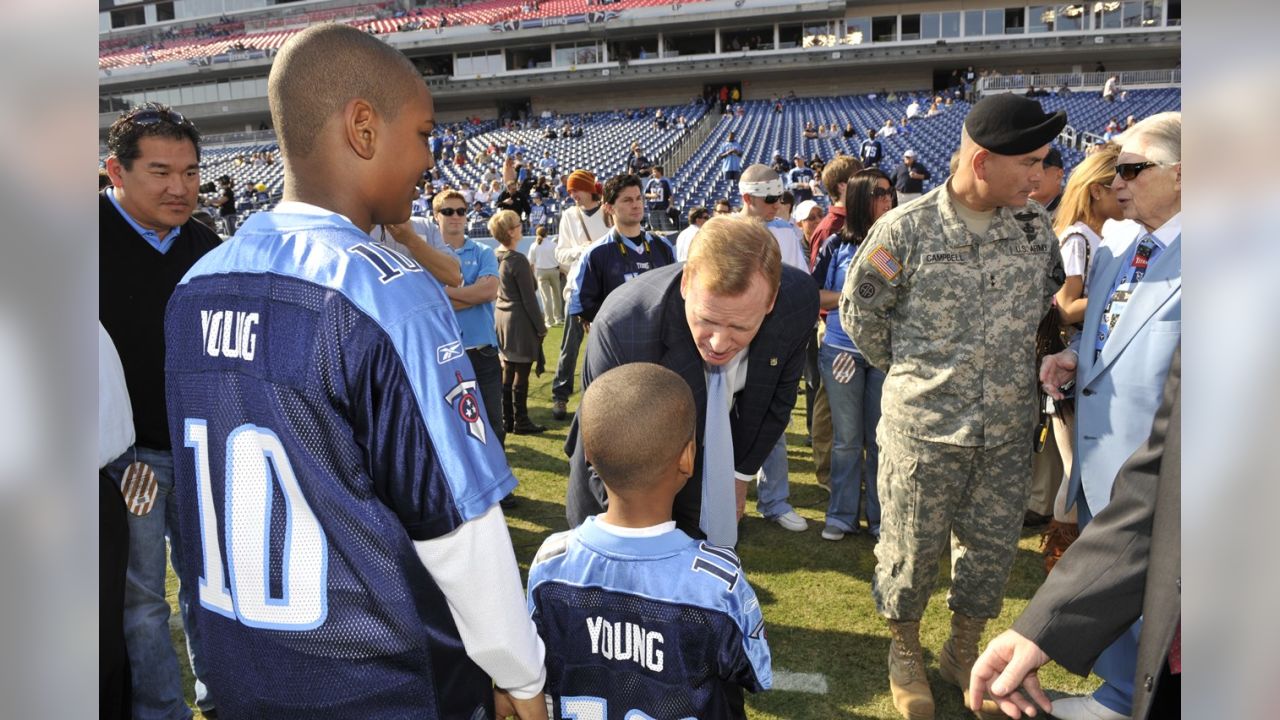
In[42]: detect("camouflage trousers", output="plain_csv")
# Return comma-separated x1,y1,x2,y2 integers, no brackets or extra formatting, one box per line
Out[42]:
872,428,1030,621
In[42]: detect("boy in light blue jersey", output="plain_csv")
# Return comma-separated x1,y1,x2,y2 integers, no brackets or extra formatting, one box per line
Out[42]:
528,363,772,720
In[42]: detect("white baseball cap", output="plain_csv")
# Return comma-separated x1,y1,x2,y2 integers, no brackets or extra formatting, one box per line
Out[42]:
792,199,822,222
904,149,918,158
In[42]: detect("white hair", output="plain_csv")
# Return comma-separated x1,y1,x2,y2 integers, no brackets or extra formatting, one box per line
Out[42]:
1126,111,1181,164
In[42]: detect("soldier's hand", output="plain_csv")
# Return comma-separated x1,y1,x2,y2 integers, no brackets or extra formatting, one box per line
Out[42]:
969,630,1053,718
1038,350,1078,401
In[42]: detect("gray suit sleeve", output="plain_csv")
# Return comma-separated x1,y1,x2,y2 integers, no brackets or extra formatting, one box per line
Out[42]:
1012,347,1179,676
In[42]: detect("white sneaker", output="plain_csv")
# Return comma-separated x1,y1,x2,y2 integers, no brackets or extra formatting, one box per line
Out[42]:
821,525,845,541
769,510,808,532
1050,696,1130,720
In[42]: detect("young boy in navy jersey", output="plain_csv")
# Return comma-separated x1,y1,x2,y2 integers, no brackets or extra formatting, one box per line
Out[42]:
163,23,547,720
528,363,772,719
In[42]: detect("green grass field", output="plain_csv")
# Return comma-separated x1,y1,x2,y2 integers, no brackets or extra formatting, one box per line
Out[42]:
168,322,1098,719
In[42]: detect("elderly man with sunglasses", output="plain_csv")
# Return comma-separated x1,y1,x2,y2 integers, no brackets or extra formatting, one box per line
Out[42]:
735,164,810,533
1036,111,1181,720
100,102,223,720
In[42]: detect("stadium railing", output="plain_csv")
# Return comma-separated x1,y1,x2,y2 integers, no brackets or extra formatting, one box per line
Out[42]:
981,68,1181,93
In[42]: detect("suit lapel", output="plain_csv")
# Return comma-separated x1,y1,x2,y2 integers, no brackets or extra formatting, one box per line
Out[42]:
1084,237,1181,386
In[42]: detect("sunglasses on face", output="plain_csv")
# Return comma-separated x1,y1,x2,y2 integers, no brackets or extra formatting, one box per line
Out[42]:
125,108,188,126
437,207,467,217
871,187,893,198
1114,161,1175,181
753,195,781,204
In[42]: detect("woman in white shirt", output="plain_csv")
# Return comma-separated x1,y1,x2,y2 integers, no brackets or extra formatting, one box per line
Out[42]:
529,225,564,326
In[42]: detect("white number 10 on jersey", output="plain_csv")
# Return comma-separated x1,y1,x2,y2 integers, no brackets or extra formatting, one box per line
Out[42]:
185,419,328,630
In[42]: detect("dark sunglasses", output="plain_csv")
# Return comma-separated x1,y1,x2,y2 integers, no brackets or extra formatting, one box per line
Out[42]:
753,195,781,204
870,187,894,198
1114,161,1175,181
125,108,188,126
436,207,466,217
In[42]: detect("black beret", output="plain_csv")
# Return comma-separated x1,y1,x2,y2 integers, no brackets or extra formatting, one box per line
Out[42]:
964,94,1067,156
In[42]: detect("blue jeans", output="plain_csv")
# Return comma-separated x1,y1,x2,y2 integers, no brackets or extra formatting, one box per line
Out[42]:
106,446,205,720
1078,494,1141,715
818,344,885,534
468,345,506,447
552,317,585,403
755,433,795,519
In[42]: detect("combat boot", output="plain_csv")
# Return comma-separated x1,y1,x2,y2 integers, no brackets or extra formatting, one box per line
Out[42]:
887,620,934,720
938,613,1003,719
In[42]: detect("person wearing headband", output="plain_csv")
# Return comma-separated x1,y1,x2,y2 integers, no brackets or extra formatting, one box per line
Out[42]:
839,92,1068,720
734,165,810,534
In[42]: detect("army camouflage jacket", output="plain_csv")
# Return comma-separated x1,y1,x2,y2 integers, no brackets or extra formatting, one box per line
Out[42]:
839,183,1065,447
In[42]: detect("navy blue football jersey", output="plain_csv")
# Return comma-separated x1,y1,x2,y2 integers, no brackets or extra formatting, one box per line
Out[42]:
567,230,675,322
164,208,515,719
527,517,772,720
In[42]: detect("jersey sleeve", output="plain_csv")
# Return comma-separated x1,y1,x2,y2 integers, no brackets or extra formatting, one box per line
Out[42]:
573,245,607,322
352,302,516,539
720,579,772,693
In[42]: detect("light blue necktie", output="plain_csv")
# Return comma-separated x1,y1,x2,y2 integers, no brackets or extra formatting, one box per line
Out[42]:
701,365,737,547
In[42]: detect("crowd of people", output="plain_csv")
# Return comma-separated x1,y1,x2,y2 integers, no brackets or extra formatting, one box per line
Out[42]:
99,23,1180,720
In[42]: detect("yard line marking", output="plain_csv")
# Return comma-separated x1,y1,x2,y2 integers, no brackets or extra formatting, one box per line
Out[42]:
771,668,829,694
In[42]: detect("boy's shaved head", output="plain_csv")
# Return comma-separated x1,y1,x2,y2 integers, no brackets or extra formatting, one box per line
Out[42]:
581,363,695,494
269,23,422,159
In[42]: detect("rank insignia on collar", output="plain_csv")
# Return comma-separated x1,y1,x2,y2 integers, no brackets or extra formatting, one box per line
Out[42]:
445,371,487,444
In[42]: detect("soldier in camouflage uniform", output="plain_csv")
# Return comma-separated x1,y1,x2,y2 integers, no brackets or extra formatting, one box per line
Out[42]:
839,94,1068,720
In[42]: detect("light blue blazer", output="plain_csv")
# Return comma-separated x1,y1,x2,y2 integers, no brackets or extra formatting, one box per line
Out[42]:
1067,231,1181,514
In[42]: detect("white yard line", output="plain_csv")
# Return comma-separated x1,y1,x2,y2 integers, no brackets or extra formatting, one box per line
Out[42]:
771,668,829,694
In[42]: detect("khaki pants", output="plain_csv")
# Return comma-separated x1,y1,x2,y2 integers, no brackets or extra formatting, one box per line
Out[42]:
1050,413,1078,523
1026,423,1063,516
873,429,1030,620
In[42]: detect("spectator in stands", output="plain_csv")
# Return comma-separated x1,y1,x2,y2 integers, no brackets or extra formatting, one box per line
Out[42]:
654,108,667,130
817,123,830,140
735,165,809,533
719,132,744,181
214,174,238,235
628,144,653,178
843,121,857,140
1102,74,1120,102
490,210,547,436
803,121,819,140
674,206,710,261
906,97,922,119
530,225,563,328
644,165,675,231
528,192,550,231
810,154,826,180
101,101,223,720
1030,146,1066,218
496,179,530,222
713,198,733,216
539,151,558,175
474,181,494,207
469,201,492,223
551,170,611,420
860,128,884,169
568,174,675,325
878,119,897,139
770,150,790,176
788,156,816,203
891,149,930,205
811,168,895,541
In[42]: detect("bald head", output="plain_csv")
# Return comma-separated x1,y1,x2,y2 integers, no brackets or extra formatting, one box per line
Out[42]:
269,23,422,159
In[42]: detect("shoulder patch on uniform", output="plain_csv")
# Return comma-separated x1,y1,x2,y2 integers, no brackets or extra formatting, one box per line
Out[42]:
856,281,878,299
532,530,573,566
867,245,902,281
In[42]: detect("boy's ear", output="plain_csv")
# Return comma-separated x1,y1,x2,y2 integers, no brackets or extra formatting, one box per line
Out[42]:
344,98,378,161
677,439,696,480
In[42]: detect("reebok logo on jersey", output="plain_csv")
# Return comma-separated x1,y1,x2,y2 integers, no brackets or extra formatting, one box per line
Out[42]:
436,340,464,365
586,617,665,672
201,310,259,361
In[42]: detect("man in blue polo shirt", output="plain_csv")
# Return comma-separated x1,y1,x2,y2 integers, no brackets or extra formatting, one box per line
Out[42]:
437,188,506,447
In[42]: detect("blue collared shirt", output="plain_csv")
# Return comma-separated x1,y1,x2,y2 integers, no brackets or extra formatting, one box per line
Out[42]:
448,238,499,348
105,187,182,254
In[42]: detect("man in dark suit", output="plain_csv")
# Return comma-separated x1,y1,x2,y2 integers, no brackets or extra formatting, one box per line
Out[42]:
969,346,1180,720
565,215,819,544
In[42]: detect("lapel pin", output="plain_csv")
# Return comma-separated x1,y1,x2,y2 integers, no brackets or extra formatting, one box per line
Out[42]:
769,357,778,367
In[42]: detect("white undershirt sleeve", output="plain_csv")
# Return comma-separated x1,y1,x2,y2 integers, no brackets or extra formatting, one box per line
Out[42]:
413,504,547,699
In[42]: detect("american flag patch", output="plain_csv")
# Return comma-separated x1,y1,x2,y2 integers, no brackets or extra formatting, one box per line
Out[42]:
868,246,902,281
